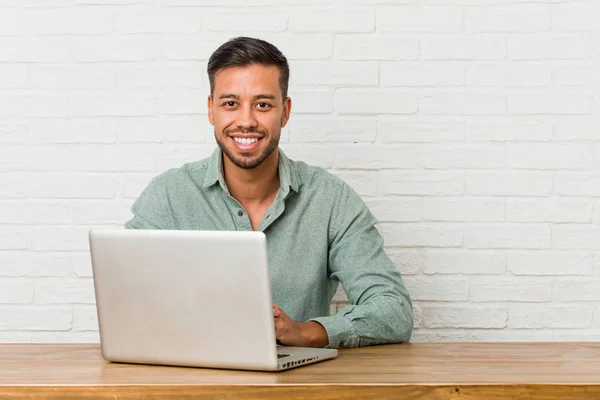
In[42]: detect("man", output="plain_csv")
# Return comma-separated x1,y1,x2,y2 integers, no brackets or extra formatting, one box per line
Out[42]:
125,37,413,348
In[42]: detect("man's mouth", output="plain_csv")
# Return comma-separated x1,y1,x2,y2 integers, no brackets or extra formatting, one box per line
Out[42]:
232,137,260,145
230,136,262,151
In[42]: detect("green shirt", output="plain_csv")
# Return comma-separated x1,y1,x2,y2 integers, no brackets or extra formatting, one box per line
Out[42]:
124,148,413,348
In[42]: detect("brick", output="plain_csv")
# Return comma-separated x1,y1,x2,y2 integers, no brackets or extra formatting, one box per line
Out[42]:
290,61,378,86
71,253,93,278
508,35,596,60
555,174,600,197
73,305,99,331
467,172,552,196
0,37,69,62
281,144,334,169
28,227,91,251
0,145,67,172
206,12,287,32
0,94,70,118
508,144,594,169
29,119,117,144
335,36,419,60
412,329,552,343
114,63,204,89
423,198,505,222
424,250,506,274
291,9,374,33
507,252,593,276
0,124,29,144
378,223,463,247
422,145,507,169
468,118,553,142
420,92,506,115
0,65,28,89
466,64,551,86
465,6,551,33
23,8,113,35
507,198,592,223
158,145,213,171
0,279,35,304
71,35,155,62
423,36,505,60
0,252,73,277
330,171,378,197
0,202,70,225
364,198,421,222
117,118,163,143
554,280,600,302
115,7,202,33
289,117,376,143
156,34,223,61
31,65,112,89
0,332,32,343
0,174,28,199
31,175,116,199
509,92,592,115
289,89,334,114
471,278,552,302
381,172,464,196
379,121,465,143
71,201,133,225
0,0,71,5
336,89,418,115
466,225,551,249
553,330,600,342
385,249,423,275
554,66,600,86
0,9,22,35
162,115,209,143
334,145,419,169
0,306,72,331
71,145,158,172
35,279,95,304
0,228,28,250
553,225,600,250
381,62,465,86
404,276,469,301
552,6,600,32
31,331,100,344
377,6,462,32
423,305,507,328
555,117,600,141
259,33,333,60
72,91,155,117
509,305,592,328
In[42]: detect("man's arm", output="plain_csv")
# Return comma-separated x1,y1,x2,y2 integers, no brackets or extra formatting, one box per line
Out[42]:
124,177,173,230
309,182,414,348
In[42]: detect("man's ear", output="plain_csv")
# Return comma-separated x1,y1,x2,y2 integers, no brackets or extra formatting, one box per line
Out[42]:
281,96,292,127
207,95,214,125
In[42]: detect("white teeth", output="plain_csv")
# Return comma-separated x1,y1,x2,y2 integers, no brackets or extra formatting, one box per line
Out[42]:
233,137,259,145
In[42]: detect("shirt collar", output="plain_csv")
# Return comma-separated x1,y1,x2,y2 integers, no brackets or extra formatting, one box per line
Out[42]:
202,147,300,195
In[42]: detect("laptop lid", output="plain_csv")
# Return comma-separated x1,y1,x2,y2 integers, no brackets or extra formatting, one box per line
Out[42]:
89,229,280,371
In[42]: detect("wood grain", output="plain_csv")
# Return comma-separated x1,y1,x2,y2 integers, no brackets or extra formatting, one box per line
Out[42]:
2,343,600,399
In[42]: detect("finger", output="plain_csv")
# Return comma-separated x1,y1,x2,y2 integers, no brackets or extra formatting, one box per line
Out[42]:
272,303,281,317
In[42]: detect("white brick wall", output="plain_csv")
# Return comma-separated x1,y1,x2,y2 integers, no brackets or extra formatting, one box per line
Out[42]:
1,0,600,344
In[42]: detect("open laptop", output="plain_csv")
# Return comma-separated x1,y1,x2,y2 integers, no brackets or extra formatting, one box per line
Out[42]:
88,229,338,372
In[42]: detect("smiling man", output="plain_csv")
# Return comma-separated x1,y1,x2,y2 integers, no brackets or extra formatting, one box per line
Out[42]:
125,37,413,348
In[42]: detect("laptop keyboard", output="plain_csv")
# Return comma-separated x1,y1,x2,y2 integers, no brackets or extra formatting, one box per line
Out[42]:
277,354,290,359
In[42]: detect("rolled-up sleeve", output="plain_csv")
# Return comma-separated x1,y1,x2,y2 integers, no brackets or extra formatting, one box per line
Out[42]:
310,182,413,348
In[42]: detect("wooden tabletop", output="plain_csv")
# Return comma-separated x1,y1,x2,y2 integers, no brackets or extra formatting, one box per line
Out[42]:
2,342,600,399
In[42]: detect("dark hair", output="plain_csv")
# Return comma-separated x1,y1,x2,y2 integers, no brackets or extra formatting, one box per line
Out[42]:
207,36,290,99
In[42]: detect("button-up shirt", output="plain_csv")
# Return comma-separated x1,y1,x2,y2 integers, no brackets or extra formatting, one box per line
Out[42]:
125,148,413,348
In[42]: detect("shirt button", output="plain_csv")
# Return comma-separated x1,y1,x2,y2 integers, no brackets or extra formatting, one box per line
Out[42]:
237,210,243,217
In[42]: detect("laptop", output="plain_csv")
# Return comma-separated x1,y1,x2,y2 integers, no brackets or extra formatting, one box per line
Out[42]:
88,229,338,371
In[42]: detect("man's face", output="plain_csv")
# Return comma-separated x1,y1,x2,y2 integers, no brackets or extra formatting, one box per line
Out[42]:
208,64,291,170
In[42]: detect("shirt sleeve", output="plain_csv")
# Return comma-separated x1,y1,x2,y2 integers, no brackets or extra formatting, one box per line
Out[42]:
309,182,414,348
124,177,173,230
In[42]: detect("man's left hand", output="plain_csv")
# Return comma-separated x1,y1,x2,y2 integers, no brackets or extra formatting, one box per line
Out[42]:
272,303,329,348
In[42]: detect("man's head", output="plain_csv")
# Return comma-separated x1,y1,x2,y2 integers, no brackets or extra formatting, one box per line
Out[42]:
207,37,291,170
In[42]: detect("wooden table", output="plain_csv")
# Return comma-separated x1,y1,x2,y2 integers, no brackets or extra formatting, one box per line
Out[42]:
2,343,600,399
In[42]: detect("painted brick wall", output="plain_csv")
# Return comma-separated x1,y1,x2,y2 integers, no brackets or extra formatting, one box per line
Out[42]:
1,0,599,343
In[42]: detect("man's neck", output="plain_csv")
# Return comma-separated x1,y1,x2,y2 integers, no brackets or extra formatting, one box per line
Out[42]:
222,150,281,205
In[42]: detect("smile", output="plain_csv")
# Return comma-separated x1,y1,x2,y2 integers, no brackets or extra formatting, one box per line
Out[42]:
233,137,260,145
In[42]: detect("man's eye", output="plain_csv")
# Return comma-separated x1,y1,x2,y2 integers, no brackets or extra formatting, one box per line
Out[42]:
257,102,271,109
224,101,236,107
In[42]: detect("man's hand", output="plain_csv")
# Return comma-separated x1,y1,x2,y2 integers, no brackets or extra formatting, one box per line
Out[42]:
273,303,329,348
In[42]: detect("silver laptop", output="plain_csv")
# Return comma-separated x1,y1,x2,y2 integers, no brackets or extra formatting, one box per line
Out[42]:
89,229,337,371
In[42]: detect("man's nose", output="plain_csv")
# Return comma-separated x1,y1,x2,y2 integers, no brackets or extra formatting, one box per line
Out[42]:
235,105,258,130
